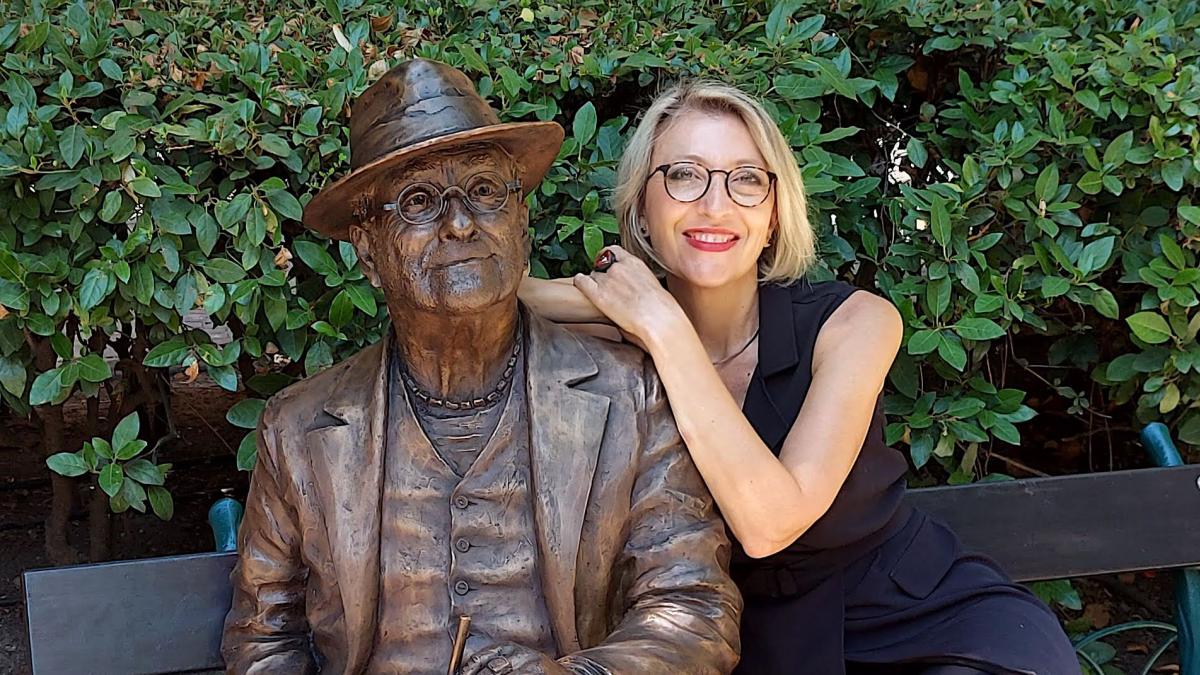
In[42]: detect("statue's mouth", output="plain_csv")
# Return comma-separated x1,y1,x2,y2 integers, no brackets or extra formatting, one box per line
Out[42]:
430,253,493,269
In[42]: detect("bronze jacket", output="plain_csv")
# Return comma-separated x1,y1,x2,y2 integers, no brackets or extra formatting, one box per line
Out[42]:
221,312,742,674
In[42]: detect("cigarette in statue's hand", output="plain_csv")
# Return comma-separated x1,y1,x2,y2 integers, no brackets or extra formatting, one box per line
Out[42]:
448,615,471,675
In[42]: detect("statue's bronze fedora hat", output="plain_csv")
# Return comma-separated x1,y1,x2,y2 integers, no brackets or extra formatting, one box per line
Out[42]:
302,58,564,240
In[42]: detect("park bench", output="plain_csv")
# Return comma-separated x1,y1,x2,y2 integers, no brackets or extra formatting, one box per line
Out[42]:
22,423,1200,674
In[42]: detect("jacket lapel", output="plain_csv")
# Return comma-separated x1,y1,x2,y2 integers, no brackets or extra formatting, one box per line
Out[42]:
525,313,610,653
306,336,389,674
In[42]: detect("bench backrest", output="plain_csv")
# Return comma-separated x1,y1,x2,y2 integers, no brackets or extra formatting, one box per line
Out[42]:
23,465,1200,673
23,551,235,674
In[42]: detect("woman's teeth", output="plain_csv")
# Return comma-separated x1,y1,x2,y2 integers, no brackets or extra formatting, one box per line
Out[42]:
689,233,735,243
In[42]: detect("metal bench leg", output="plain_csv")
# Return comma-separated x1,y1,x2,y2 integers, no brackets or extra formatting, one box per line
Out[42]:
1142,422,1199,675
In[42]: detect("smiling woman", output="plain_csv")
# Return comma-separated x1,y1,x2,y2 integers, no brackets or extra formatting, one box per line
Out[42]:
519,79,1080,674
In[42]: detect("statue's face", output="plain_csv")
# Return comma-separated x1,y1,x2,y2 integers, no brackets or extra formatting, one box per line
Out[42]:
350,145,530,314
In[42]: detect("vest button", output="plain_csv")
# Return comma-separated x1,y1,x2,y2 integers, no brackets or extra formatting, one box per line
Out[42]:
454,496,469,509
454,580,470,596
455,538,470,553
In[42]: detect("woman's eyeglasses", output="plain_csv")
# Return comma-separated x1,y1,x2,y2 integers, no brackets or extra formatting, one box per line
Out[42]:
648,162,776,207
383,171,522,225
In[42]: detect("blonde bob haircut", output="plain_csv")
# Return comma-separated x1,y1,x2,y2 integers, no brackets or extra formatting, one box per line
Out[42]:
614,80,815,283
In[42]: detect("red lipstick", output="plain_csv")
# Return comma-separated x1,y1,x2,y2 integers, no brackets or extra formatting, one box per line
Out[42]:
683,228,740,253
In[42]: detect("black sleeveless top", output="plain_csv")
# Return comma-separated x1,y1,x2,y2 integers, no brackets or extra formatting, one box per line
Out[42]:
730,280,910,598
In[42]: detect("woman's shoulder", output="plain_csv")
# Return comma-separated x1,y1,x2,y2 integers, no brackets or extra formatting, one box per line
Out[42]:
761,277,861,309
761,278,898,341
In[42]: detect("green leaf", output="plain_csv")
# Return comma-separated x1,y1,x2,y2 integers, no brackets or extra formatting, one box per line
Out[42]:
236,432,258,471
1074,90,1101,113
1077,171,1104,195
93,438,113,460
1160,234,1187,269
77,354,111,383
227,398,267,429
294,241,339,277
930,198,951,246
908,329,940,355
938,334,968,371
202,259,248,283
583,223,604,262
58,125,87,168
954,318,1005,341
0,355,26,396
1091,288,1119,320
906,138,927,169
46,453,89,477
572,102,597,145
1077,236,1115,276
99,190,123,222
1041,276,1070,298
1102,130,1134,167
330,289,354,327
1179,205,1200,226
765,0,800,43
1162,159,1186,191
112,411,140,450
259,133,291,157
1034,164,1059,203
266,190,303,222
1126,312,1172,344
991,418,1021,445
115,439,148,461
127,176,161,197
99,463,124,497
124,459,164,485
143,338,188,367
148,486,174,520
79,267,110,310
207,364,238,391
29,367,72,406
344,284,377,316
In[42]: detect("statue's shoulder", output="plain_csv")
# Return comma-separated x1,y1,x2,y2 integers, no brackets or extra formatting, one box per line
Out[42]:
263,340,384,420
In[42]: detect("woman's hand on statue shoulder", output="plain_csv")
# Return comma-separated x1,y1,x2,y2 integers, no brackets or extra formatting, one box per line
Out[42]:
572,245,686,351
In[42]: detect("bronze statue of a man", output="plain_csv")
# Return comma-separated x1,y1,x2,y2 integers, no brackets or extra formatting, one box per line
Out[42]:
221,59,741,675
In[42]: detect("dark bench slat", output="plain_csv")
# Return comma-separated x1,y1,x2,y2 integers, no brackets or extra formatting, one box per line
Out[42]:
24,551,236,674
905,465,1200,582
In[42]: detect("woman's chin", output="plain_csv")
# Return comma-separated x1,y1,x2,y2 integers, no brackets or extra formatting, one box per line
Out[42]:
672,263,754,290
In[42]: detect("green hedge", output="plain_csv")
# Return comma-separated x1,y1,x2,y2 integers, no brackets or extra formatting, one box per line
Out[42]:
2,0,1198,523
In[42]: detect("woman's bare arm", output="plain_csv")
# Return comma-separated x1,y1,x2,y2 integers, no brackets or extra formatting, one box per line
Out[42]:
518,275,611,324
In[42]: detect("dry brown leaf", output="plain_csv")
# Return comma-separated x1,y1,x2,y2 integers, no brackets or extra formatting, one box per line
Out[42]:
0,305,9,320
1127,643,1149,654
569,45,586,65
331,24,354,52
1154,665,1180,673
368,59,389,81
1081,602,1110,628
274,247,293,268
370,14,393,31
182,360,200,384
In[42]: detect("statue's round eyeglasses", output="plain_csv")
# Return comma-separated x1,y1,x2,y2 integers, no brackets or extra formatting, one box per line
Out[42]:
383,172,522,225
648,162,776,207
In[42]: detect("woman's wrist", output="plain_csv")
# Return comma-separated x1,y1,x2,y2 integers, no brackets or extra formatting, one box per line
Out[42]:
639,303,693,358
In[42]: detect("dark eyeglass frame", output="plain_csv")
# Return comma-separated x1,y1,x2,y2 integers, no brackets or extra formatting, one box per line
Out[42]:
382,172,522,225
648,161,777,207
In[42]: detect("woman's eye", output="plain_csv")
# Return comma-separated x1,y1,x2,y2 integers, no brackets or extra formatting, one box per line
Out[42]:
734,172,764,185
668,166,699,180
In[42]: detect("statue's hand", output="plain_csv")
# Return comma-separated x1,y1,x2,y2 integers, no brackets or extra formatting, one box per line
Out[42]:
459,641,569,675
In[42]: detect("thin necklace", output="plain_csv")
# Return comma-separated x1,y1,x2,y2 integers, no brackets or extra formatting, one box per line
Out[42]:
711,328,759,367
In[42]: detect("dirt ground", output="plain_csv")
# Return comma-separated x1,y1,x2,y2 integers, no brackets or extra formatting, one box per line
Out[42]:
0,376,1186,674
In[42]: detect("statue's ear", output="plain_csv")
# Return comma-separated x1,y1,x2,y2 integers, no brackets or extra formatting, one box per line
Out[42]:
348,222,382,288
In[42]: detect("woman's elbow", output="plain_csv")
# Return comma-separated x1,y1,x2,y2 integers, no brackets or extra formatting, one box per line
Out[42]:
736,524,807,559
